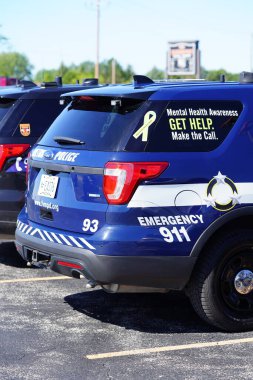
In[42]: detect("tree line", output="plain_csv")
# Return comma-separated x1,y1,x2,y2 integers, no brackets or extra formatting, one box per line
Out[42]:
0,51,241,84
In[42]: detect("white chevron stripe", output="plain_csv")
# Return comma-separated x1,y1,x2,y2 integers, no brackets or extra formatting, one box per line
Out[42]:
43,230,54,242
79,237,95,250
17,220,21,228
26,226,33,234
59,234,73,246
19,222,24,230
69,236,83,248
51,232,63,244
30,228,39,236
38,230,46,241
18,221,95,251
21,225,29,233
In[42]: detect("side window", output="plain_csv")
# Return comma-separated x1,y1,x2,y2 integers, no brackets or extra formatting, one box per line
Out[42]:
0,98,17,122
14,99,66,138
145,100,243,152
124,100,168,152
0,99,34,137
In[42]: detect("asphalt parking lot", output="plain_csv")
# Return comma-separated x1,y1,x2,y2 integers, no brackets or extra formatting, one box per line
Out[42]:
0,240,253,380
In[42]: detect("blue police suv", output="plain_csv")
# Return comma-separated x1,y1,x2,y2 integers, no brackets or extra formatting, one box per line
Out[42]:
16,73,253,331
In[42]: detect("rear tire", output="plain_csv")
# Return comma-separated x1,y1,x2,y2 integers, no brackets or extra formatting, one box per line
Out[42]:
188,229,253,331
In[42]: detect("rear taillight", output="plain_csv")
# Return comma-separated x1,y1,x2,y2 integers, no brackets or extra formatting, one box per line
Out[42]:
103,161,168,205
57,261,83,270
26,151,31,186
0,144,30,171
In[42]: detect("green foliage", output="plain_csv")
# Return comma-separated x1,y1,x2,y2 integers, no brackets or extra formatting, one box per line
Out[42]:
35,69,58,83
165,67,239,82
99,59,134,83
146,67,165,80
203,69,239,82
34,59,240,85
35,61,95,84
34,59,134,84
0,52,33,79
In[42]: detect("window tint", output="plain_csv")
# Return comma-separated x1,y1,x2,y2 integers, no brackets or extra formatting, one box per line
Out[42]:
39,98,243,152
126,100,243,152
0,98,17,122
0,98,66,138
39,96,148,151
13,99,66,138
0,99,32,136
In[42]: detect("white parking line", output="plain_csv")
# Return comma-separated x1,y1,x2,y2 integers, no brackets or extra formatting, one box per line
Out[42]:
86,337,253,360
0,276,72,284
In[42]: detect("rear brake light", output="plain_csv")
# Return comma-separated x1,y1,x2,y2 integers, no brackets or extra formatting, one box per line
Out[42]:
78,96,95,101
26,151,31,186
103,161,168,205
57,261,83,270
0,144,30,171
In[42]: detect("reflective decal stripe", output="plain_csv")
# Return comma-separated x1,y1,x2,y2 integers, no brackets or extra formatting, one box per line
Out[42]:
79,237,97,250
26,226,33,234
59,234,73,246
16,220,95,250
22,224,29,233
30,228,39,236
128,184,206,208
128,182,253,208
69,236,83,248
43,230,54,242
51,233,63,244
38,230,46,241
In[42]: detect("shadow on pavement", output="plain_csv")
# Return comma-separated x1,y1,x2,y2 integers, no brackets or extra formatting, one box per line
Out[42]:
64,289,213,334
0,241,27,268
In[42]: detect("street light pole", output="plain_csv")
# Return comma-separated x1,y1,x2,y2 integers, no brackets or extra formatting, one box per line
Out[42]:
95,0,100,79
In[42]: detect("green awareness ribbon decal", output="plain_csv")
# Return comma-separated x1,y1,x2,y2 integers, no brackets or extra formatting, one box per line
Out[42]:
133,111,156,142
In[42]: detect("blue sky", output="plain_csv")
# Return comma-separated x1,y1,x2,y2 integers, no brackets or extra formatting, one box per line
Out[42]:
1,0,253,76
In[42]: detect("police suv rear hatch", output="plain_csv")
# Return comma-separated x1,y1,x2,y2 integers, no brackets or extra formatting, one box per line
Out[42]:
27,88,156,235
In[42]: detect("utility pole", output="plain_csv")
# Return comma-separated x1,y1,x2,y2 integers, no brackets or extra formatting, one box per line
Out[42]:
111,58,116,84
251,33,253,72
95,0,100,79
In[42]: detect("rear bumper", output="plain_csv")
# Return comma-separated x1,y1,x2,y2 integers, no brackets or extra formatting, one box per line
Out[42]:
15,227,197,290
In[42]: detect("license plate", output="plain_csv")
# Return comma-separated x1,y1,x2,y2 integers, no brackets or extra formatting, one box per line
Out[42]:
38,174,59,199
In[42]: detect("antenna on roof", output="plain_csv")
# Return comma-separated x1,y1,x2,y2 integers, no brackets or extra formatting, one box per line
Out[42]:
220,74,225,82
55,76,62,86
133,75,154,88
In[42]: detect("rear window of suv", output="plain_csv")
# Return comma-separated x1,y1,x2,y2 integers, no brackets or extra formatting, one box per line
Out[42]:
39,96,153,151
39,97,243,152
0,98,17,121
0,98,66,138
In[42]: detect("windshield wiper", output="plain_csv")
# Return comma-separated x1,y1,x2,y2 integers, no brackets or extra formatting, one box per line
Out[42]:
53,136,85,145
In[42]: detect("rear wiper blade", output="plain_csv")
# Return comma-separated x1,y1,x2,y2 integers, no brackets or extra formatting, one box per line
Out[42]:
53,136,85,145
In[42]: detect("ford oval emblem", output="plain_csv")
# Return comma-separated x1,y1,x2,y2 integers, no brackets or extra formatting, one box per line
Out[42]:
43,150,54,160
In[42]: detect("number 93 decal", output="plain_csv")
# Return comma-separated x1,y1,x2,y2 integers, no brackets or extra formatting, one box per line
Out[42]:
82,218,99,233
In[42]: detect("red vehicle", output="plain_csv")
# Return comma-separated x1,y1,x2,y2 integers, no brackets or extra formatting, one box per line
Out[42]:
0,77,17,86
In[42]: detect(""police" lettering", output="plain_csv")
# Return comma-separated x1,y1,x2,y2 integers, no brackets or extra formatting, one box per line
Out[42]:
54,151,80,162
